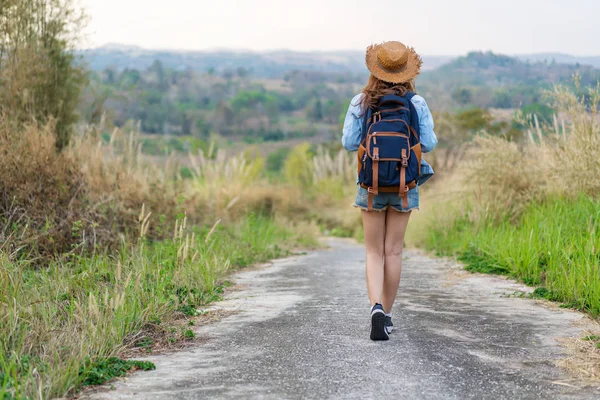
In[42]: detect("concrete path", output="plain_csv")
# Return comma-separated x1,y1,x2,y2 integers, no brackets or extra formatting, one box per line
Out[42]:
84,239,600,400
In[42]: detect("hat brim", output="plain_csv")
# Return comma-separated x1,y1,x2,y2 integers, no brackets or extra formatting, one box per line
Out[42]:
365,43,423,84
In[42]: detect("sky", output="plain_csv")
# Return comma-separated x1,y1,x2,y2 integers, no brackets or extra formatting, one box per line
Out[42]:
81,0,600,55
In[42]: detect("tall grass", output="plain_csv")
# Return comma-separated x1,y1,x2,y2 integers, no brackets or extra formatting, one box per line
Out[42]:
424,196,600,315
0,118,327,398
0,213,309,399
465,83,600,218
0,121,182,256
418,83,600,317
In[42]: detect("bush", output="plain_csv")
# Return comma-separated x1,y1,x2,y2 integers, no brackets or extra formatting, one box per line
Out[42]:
464,84,600,219
0,121,180,257
266,147,291,174
284,143,314,187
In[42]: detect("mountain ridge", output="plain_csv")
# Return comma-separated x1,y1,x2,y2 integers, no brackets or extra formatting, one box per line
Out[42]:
83,44,600,72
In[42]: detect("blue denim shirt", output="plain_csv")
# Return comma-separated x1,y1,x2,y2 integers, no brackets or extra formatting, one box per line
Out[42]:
341,93,438,185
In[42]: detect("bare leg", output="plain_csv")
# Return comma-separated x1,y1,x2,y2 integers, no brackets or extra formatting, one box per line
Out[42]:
362,210,387,306
382,209,411,313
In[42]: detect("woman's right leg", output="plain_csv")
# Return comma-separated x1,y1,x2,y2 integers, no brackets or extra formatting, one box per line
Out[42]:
381,209,411,313
362,210,387,306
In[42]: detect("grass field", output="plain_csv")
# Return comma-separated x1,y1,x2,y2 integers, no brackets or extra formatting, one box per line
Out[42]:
0,214,314,399
423,196,600,315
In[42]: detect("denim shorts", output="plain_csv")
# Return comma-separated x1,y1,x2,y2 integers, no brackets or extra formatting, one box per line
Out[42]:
353,186,419,212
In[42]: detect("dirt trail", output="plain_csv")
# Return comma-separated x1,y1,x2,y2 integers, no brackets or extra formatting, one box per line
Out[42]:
83,239,600,399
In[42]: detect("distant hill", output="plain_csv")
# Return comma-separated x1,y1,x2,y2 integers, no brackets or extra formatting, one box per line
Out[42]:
82,45,600,79
79,47,600,142
416,51,600,110
420,51,600,87
80,45,453,78
516,53,600,68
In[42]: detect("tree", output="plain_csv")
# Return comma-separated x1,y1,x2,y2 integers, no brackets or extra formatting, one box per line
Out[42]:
195,118,210,139
149,60,168,91
492,90,513,108
265,97,280,124
454,108,506,136
323,100,342,124
236,67,249,78
212,102,234,134
308,99,323,122
453,88,473,106
0,0,87,150
520,103,555,126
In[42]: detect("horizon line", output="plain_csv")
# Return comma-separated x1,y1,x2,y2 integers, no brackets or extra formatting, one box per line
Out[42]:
80,43,600,59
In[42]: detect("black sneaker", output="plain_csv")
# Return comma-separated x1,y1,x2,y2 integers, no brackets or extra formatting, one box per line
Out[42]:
370,304,389,341
385,316,394,334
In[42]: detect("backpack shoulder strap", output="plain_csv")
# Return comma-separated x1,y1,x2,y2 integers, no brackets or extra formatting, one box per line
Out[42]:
361,107,373,142
404,92,420,139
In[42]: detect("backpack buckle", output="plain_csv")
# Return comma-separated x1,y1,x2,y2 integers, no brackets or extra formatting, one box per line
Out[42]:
401,158,408,168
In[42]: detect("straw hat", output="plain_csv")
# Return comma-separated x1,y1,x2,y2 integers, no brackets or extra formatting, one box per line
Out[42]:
365,41,423,84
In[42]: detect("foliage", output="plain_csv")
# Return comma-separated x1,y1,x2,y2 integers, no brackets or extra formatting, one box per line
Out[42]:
139,135,216,156
84,47,367,80
0,0,87,150
80,49,600,144
453,108,506,135
520,103,555,125
81,62,354,142
80,358,155,386
284,143,314,187
266,147,292,174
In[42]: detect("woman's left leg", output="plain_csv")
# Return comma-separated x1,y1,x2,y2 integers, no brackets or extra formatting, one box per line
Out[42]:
382,209,411,313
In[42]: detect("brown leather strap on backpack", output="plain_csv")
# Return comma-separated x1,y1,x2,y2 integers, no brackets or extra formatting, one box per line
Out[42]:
400,149,409,208
366,147,380,212
372,147,380,196
361,182,416,192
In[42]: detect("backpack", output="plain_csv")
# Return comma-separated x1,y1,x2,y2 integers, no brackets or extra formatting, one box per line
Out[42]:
357,92,422,211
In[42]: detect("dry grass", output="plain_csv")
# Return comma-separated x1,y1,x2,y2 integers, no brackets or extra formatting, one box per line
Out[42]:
432,84,600,222
558,331,600,382
0,119,182,256
0,111,359,257
185,142,361,237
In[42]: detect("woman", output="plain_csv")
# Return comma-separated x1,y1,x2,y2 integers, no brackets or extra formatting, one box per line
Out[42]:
342,41,438,341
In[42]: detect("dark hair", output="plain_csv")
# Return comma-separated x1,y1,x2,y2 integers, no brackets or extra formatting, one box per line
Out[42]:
360,74,416,114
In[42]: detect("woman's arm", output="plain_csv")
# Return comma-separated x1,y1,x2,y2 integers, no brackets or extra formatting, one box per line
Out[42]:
341,94,364,152
411,95,438,153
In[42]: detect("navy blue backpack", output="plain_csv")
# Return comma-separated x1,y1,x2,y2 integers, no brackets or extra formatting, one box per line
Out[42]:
357,93,422,210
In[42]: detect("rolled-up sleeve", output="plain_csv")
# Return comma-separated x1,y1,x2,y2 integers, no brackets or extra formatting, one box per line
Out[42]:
412,95,438,153
341,94,364,152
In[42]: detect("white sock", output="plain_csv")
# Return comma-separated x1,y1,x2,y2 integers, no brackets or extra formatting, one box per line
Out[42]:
385,313,392,318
